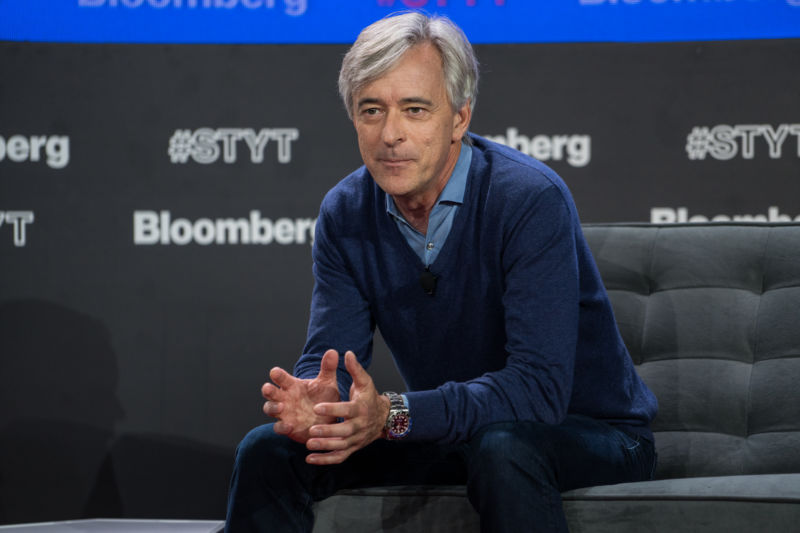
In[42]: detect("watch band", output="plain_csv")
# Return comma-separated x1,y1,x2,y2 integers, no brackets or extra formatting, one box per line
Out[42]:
382,391,411,440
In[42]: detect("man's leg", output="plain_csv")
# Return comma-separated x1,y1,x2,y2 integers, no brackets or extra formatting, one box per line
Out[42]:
225,423,468,533
225,424,315,533
464,415,656,533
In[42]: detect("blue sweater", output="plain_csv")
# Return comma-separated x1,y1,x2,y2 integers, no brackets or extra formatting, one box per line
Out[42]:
295,134,657,445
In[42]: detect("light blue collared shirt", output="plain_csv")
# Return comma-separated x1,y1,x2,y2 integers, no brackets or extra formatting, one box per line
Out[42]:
386,142,472,266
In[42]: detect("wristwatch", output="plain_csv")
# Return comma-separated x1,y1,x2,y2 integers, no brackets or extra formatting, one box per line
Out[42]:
382,392,411,440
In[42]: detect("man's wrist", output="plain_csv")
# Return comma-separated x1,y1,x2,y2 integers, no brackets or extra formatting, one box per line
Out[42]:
378,394,391,437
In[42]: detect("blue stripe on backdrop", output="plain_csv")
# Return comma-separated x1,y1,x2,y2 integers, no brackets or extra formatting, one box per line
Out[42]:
1,0,799,44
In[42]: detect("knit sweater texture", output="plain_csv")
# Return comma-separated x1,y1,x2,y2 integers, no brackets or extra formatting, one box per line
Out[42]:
294,134,658,445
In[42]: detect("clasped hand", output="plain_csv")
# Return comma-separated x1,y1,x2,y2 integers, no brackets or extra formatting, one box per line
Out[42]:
261,349,390,465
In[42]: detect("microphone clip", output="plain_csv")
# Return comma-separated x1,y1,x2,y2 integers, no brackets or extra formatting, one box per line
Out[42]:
419,267,437,297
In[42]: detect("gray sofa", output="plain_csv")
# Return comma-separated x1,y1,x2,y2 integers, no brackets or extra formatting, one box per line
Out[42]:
313,223,800,532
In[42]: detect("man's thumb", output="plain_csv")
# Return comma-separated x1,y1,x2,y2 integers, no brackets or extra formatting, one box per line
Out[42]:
344,351,370,387
318,349,340,379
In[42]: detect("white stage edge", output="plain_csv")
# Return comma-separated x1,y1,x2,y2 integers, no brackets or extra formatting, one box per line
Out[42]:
0,520,224,532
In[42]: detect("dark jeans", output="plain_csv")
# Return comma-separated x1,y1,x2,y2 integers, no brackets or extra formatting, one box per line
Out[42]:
225,415,656,533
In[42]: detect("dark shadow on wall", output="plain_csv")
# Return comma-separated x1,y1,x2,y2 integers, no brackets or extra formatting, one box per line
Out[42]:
0,299,234,523
0,299,124,523
108,433,232,520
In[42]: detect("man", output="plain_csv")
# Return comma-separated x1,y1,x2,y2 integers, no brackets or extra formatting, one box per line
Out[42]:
226,12,657,533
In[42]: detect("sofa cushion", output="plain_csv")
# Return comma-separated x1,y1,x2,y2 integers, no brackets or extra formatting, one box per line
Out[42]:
313,474,800,532
562,473,800,533
313,486,478,533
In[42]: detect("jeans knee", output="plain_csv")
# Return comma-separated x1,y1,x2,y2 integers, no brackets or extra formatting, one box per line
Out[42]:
468,422,554,483
227,425,317,531
464,421,562,525
234,423,303,476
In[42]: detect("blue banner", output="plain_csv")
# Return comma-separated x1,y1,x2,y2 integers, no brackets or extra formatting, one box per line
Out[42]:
1,0,799,44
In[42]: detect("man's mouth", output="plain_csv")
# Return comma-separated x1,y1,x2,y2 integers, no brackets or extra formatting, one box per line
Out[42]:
380,158,412,166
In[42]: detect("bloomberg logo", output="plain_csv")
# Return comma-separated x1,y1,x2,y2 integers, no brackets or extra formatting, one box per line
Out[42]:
167,128,299,164
78,0,308,16
686,123,800,161
133,210,316,246
0,134,70,169
652,206,800,223
0,211,35,247
484,127,591,167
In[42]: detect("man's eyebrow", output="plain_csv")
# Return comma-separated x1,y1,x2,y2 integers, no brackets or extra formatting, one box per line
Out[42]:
399,97,434,106
357,97,382,108
356,97,435,108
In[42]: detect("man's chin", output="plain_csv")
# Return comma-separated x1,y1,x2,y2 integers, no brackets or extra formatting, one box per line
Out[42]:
372,176,414,198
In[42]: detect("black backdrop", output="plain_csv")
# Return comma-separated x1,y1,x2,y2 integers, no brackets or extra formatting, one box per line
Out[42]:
1,39,799,522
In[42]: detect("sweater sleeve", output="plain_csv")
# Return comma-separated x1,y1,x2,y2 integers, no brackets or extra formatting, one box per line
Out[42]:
404,183,581,444
292,203,375,401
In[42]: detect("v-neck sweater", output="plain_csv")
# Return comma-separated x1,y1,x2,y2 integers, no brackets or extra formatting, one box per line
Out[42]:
295,134,657,445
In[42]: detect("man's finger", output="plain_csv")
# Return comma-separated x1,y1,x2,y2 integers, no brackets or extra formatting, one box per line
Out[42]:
273,420,293,435
306,449,352,466
269,366,295,389
261,382,284,401
313,401,359,419
307,437,351,452
317,349,340,381
309,421,355,439
263,400,283,417
344,351,371,388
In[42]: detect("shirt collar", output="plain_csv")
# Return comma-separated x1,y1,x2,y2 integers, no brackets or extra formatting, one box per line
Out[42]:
385,141,473,217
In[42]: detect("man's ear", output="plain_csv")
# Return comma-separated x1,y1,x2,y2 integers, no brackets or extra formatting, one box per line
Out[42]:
452,100,472,142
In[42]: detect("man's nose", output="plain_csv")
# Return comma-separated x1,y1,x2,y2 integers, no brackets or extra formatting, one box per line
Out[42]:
381,110,405,146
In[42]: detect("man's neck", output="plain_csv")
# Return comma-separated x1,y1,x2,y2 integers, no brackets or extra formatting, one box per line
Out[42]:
393,200,433,234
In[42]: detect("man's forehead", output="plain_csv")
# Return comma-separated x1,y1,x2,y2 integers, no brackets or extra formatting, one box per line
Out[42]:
352,45,447,107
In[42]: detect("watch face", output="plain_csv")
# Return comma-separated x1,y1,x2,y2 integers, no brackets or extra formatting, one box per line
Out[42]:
389,413,411,438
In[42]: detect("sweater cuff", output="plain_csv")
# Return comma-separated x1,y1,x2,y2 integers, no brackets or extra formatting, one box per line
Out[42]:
403,389,448,442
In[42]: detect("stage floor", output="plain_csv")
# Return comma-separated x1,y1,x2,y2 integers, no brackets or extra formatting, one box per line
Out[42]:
0,520,224,532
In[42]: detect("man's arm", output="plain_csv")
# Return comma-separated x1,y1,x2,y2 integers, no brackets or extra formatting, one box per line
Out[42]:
263,189,388,463
293,200,376,400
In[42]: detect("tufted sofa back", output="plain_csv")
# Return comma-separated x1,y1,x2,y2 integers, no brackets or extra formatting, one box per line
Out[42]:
583,223,800,480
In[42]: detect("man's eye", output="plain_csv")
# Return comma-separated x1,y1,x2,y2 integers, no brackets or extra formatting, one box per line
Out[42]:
364,108,380,115
408,107,424,114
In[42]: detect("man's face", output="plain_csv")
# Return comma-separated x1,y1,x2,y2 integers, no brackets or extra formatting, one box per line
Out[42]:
352,43,471,204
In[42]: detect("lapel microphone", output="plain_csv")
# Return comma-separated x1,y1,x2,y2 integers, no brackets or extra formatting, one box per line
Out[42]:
419,267,437,296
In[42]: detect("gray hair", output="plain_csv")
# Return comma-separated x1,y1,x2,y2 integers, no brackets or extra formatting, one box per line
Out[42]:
338,12,479,120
